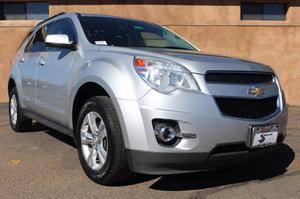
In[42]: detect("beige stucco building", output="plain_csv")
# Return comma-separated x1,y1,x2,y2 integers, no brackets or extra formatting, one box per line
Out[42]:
0,0,299,105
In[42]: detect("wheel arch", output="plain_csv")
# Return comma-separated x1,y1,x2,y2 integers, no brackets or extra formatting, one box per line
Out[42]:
8,77,16,96
71,81,110,132
70,79,130,148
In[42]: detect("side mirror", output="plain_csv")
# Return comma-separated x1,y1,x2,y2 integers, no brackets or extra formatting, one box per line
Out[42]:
45,34,77,50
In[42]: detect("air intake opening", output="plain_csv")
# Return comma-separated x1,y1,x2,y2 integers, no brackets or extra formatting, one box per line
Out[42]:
206,71,274,84
210,143,249,155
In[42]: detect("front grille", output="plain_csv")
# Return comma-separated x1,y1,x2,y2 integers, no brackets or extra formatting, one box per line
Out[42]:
215,96,278,119
205,72,274,84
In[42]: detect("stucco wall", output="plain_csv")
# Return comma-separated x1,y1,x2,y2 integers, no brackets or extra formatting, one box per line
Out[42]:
0,21,38,103
0,0,299,106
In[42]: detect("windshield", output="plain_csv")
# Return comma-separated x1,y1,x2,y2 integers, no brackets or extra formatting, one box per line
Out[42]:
79,16,197,51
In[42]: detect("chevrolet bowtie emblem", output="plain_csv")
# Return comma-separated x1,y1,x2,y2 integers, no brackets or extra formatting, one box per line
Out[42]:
248,87,265,97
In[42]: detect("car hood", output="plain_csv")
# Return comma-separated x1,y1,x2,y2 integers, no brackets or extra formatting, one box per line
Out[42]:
131,48,273,74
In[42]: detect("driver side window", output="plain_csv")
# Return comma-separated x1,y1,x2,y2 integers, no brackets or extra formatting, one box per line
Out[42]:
51,18,76,44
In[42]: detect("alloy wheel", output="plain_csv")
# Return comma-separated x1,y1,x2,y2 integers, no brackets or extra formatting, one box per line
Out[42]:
80,111,108,171
10,95,18,126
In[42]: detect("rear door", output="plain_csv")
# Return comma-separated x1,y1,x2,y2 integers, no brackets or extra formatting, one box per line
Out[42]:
35,18,77,126
18,24,53,112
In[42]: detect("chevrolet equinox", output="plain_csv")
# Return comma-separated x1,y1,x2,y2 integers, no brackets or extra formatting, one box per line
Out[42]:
8,13,288,185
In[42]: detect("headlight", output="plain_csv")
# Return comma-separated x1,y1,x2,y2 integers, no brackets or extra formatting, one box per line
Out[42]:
274,76,286,108
133,57,199,93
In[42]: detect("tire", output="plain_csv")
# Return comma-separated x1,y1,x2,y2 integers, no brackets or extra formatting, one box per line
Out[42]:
9,88,32,132
75,96,130,185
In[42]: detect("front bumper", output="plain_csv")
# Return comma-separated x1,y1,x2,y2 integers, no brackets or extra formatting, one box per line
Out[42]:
117,90,288,151
115,79,288,174
126,144,283,175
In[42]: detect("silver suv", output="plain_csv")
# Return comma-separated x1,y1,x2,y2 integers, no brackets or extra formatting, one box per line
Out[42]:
8,13,288,185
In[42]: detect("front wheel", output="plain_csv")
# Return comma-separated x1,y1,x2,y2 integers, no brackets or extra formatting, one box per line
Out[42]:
75,96,130,185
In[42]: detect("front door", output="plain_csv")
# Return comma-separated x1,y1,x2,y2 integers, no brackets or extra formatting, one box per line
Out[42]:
35,18,77,126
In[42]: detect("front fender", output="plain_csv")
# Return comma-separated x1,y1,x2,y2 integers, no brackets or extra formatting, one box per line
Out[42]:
9,66,25,108
68,60,151,148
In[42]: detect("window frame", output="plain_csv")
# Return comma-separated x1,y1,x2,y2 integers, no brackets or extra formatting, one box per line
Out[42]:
241,2,287,21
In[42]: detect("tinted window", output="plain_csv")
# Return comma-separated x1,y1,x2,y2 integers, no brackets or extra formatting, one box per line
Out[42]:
0,4,2,19
26,2,49,20
241,3,263,20
241,3,286,21
25,23,54,52
264,4,286,20
79,16,196,51
51,19,76,43
2,3,26,20
0,2,49,20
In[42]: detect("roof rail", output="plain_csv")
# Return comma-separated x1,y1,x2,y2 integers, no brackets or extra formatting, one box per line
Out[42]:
35,12,66,27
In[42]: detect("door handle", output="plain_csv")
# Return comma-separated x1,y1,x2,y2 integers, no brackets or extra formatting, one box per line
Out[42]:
39,58,46,66
20,57,25,63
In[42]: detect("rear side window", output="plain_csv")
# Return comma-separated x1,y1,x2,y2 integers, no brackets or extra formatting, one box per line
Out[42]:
25,22,54,52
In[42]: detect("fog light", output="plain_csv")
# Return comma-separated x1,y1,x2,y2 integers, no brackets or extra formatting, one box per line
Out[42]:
153,121,181,145
157,125,176,142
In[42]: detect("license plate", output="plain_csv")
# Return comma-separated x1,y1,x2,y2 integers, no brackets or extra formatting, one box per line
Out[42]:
249,124,279,148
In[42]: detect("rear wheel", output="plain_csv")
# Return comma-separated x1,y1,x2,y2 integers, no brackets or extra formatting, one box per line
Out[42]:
9,88,32,132
75,96,130,185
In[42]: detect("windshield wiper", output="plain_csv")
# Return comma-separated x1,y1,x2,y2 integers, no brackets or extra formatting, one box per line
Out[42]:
164,46,193,50
145,46,193,50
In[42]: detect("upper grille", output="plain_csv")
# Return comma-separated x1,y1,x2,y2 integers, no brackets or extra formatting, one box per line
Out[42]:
205,72,274,84
215,96,278,119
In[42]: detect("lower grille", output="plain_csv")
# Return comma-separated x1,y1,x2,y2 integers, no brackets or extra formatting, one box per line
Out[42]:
215,96,278,119
210,143,248,155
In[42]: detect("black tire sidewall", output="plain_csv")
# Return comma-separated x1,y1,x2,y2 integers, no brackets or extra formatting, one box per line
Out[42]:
75,98,115,182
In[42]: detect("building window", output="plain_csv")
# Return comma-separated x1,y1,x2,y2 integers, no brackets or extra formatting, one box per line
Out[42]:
241,3,287,21
0,2,49,20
